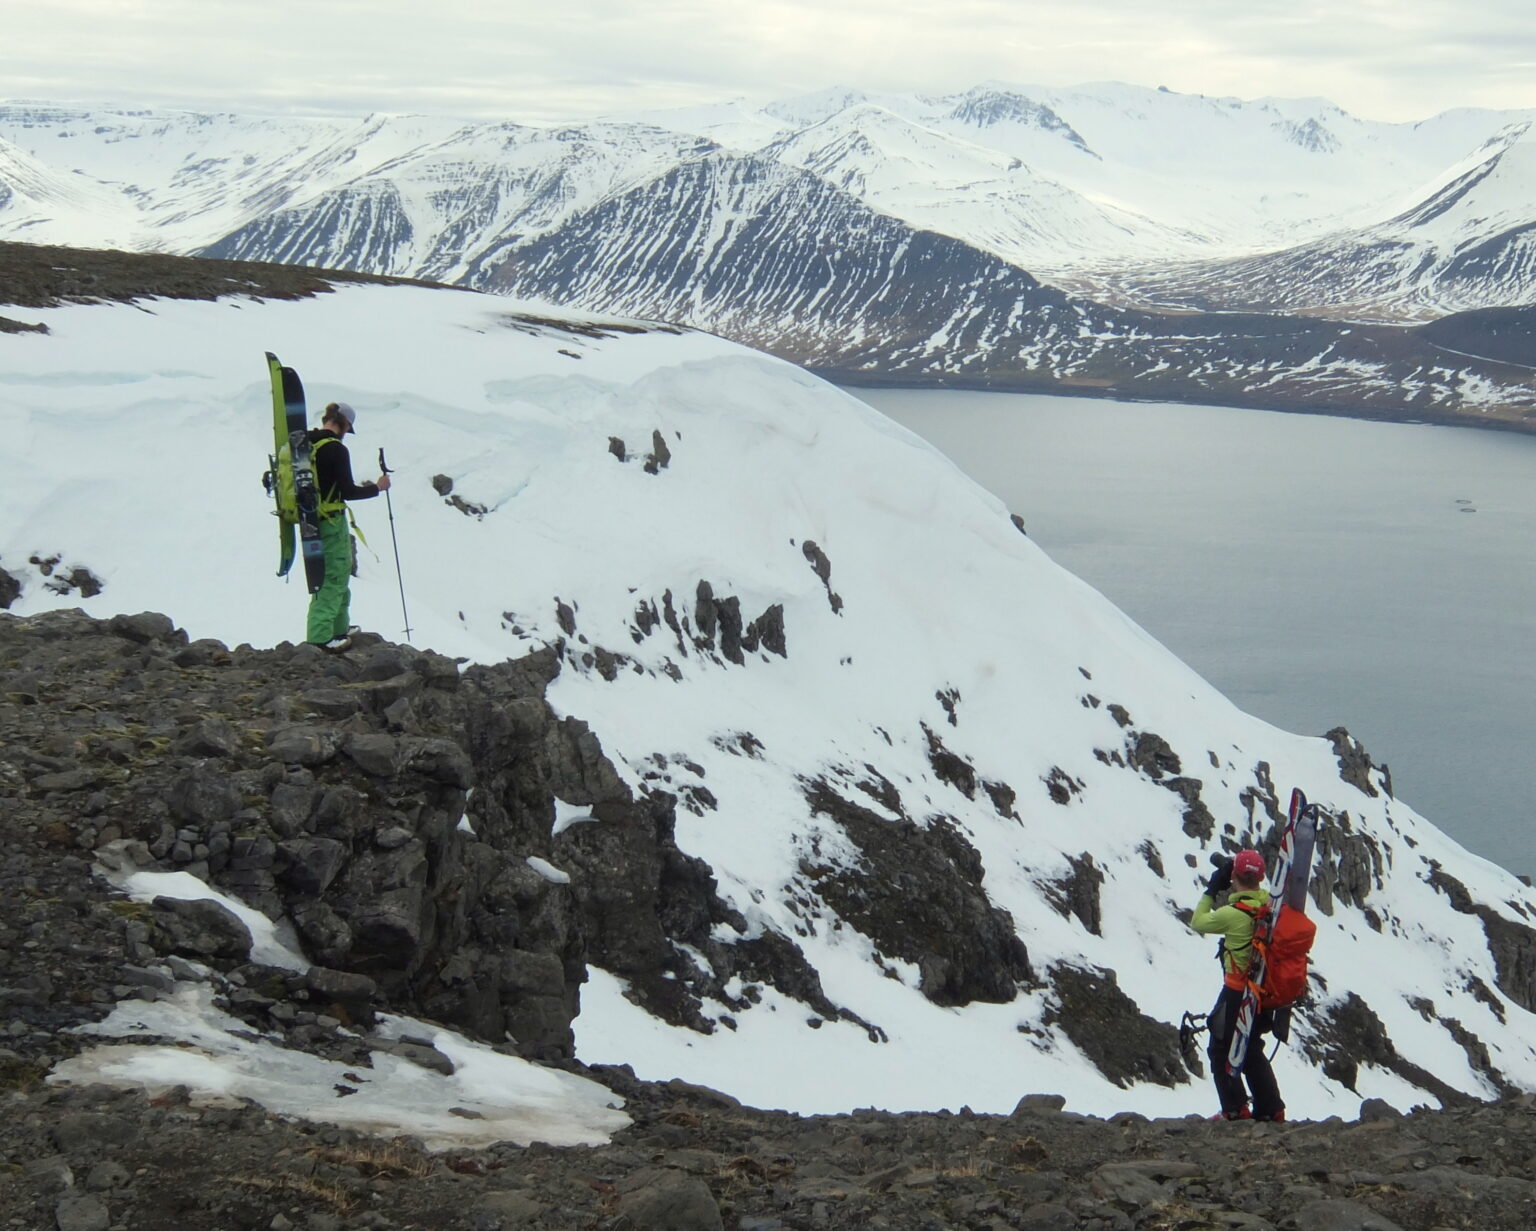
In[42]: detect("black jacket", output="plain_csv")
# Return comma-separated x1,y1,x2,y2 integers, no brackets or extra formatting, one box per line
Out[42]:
307,429,379,505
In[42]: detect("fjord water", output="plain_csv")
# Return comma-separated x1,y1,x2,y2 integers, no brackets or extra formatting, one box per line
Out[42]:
856,387,1536,876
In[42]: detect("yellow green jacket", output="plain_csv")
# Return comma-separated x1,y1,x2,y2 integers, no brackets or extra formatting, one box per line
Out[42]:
1190,888,1271,989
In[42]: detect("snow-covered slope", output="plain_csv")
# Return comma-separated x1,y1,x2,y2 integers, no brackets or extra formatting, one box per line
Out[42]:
4,271,1535,1119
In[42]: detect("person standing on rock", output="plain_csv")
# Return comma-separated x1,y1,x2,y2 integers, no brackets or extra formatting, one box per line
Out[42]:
306,401,389,653
1190,849,1285,1121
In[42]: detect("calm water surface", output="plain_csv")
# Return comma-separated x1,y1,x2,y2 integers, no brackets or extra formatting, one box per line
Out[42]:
855,387,1536,876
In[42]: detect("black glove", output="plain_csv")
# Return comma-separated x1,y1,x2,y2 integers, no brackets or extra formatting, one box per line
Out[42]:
1205,856,1233,898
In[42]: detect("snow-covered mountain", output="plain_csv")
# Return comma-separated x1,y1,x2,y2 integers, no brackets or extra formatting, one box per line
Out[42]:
757,100,1205,272
632,83,1508,254
619,84,1536,322
1089,120,1536,321
460,161,1536,428
2,85,1533,350
4,249,1535,1120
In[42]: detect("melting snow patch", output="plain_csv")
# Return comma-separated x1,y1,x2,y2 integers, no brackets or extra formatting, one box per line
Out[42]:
102,867,309,972
52,985,628,1150
552,799,598,835
526,856,571,884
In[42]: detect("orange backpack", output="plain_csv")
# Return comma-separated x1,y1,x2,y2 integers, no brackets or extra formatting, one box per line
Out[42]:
1236,900,1317,1009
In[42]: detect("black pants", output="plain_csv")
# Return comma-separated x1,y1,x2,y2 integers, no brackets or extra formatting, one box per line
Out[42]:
1207,986,1283,1118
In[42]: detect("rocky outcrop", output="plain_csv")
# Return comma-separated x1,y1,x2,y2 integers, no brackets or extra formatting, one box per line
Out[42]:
1040,852,1104,936
1044,963,1188,1090
1327,726,1382,797
1426,864,1536,1014
1310,813,1386,917
622,580,787,666
802,778,1033,1006
0,609,590,1060
0,607,1003,1067
1117,719,1217,839
801,539,843,613
1306,992,1479,1108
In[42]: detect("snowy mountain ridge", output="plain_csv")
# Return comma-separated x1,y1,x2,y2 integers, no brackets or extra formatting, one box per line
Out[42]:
3,85,1534,312
3,249,1535,1124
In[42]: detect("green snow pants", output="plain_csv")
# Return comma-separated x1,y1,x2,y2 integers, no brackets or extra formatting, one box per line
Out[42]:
305,514,354,644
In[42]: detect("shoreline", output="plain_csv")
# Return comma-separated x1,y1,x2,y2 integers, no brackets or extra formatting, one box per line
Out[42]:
818,368,1536,437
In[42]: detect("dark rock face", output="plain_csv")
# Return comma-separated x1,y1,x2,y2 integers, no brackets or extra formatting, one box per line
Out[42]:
1115,719,1217,839
693,580,745,665
1043,964,1188,1090
802,778,1033,1006
923,722,979,799
1165,776,1217,841
1426,864,1536,1014
1305,992,1473,1109
552,790,730,1033
643,428,672,474
801,539,844,613
1327,727,1382,797
626,579,787,667
1311,815,1386,916
0,609,594,1060
1127,731,1181,779
0,561,21,608
1041,853,1104,936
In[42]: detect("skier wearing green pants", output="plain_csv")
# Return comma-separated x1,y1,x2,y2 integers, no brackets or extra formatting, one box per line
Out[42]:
306,401,390,652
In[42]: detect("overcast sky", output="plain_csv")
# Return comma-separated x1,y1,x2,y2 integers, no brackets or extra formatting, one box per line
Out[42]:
9,0,1536,125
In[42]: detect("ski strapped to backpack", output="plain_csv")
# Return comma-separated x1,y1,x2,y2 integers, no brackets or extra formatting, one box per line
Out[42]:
263,352,326,594
262,352,370,591
1226,788,1321,1075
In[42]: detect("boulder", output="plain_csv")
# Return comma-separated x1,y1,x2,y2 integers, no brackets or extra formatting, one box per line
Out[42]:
149,896,251,961
617,1172,723,1231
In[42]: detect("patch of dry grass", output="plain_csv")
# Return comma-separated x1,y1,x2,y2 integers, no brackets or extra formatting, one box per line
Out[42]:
231,1174,360,1215
0,239,445,310
306,1142,434,1180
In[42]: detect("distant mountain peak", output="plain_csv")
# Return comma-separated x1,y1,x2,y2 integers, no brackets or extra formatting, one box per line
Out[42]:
946,87,1095,156
762,87,876,127
1273,116,1342,154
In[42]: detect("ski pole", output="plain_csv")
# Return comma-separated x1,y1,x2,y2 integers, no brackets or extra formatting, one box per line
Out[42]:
378,448,413,642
